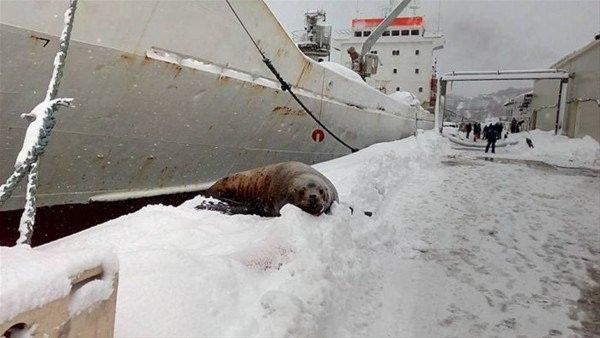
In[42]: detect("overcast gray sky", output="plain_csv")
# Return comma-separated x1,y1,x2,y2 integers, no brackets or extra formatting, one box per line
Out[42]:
266,0,600,97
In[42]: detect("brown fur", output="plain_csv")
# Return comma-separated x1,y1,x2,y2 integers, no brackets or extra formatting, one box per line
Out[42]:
200,161,338,216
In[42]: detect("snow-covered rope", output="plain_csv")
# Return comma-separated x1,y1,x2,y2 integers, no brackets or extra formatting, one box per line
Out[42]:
0,99,74,204
0,0,78,245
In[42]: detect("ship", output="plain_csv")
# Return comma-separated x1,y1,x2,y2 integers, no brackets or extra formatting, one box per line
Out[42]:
335,15,444,109
0,0,433,244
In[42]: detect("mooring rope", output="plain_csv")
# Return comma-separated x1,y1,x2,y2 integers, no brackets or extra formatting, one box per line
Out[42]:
0,0,77,245
225,0,358,153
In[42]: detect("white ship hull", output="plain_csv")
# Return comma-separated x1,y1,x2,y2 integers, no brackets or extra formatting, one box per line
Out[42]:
0,0,433,213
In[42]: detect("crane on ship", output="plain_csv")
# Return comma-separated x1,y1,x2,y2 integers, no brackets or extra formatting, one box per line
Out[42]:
348,0,412,79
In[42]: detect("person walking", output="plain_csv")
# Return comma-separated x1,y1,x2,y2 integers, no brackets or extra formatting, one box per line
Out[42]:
485,123,498,153
465,122,472,139
473,122,481,141
510,118,517,133
482,124,488,140
495,122,503,141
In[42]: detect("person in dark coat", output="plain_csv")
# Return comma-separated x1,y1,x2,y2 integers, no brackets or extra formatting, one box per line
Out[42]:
473,122,481,141
465,122,472,139
484,123,498,153
495,122,503,141
510,118,517,133
517,120,525,132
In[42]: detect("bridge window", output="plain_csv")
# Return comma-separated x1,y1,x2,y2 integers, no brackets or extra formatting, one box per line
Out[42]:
382,30,390,36
392,50,399,56
396,87,400,92
419,87,423,92
393,68,397,74
392,30,400,36
415,49,420,55
415,68,419,74
401,30,409,36
354,31,362,37
363,31,371,36
411,29,420,35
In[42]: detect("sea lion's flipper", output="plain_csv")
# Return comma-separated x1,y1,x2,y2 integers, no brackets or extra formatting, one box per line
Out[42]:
195,198,257,216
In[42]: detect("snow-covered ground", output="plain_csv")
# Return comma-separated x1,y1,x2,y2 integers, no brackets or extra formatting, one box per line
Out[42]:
448,129,600,169
3,130,599,337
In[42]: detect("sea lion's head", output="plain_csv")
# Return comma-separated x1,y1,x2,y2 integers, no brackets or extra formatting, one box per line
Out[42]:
287,175,331,216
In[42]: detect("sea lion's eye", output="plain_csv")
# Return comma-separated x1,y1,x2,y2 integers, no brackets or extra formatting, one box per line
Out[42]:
319,189,324,195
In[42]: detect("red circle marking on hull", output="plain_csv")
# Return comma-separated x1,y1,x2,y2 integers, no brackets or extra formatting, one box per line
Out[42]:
312,129,325,142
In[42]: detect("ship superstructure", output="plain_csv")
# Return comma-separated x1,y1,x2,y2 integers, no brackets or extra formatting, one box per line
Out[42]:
335,16,444,107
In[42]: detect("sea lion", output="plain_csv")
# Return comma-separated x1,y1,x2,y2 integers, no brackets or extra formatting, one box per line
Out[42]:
195,161,338,216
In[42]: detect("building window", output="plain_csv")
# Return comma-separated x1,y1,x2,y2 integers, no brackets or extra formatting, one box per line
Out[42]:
363,31,371,37
391,30,400,36
382,30,390,36
411,29,420,35
415,68,419,74
418,87,423,92
354,31,362,37
371,50,377,54
393,68,397,74
392,50,399,56
415,49,420,55
396,87,400,92
401,30,409,36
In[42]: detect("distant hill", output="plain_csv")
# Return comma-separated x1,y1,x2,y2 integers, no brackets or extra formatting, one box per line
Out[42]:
445,87,532,122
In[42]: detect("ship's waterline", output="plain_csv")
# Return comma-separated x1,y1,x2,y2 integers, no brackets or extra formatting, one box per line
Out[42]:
0,0,433,215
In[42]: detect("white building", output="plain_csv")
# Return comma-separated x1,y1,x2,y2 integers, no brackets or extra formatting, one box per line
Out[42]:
504,92,534,119
531,37,600,141
335,16,444,107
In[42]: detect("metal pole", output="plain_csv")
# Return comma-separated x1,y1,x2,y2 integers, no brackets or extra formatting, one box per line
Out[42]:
441,94,447,133
554,79,564,135
434,78,441,132
440,76,569,82
444,69,567,76
435,79,445,133
360,0,412,57
414,109,418,136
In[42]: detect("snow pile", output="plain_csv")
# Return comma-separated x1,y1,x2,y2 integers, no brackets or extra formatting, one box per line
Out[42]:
69,279,115,316
318,61,366,85
447,134,518,148
505,130,600,168
27,132,445,337
388,91,420,107
445,128,599,169
442,126,459,136
0,245,117,323
3,130,598,337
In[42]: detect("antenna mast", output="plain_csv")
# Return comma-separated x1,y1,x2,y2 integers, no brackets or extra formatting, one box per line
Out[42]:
436,0,441,34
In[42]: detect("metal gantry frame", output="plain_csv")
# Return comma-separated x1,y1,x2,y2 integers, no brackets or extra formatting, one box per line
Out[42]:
434,69,570,134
